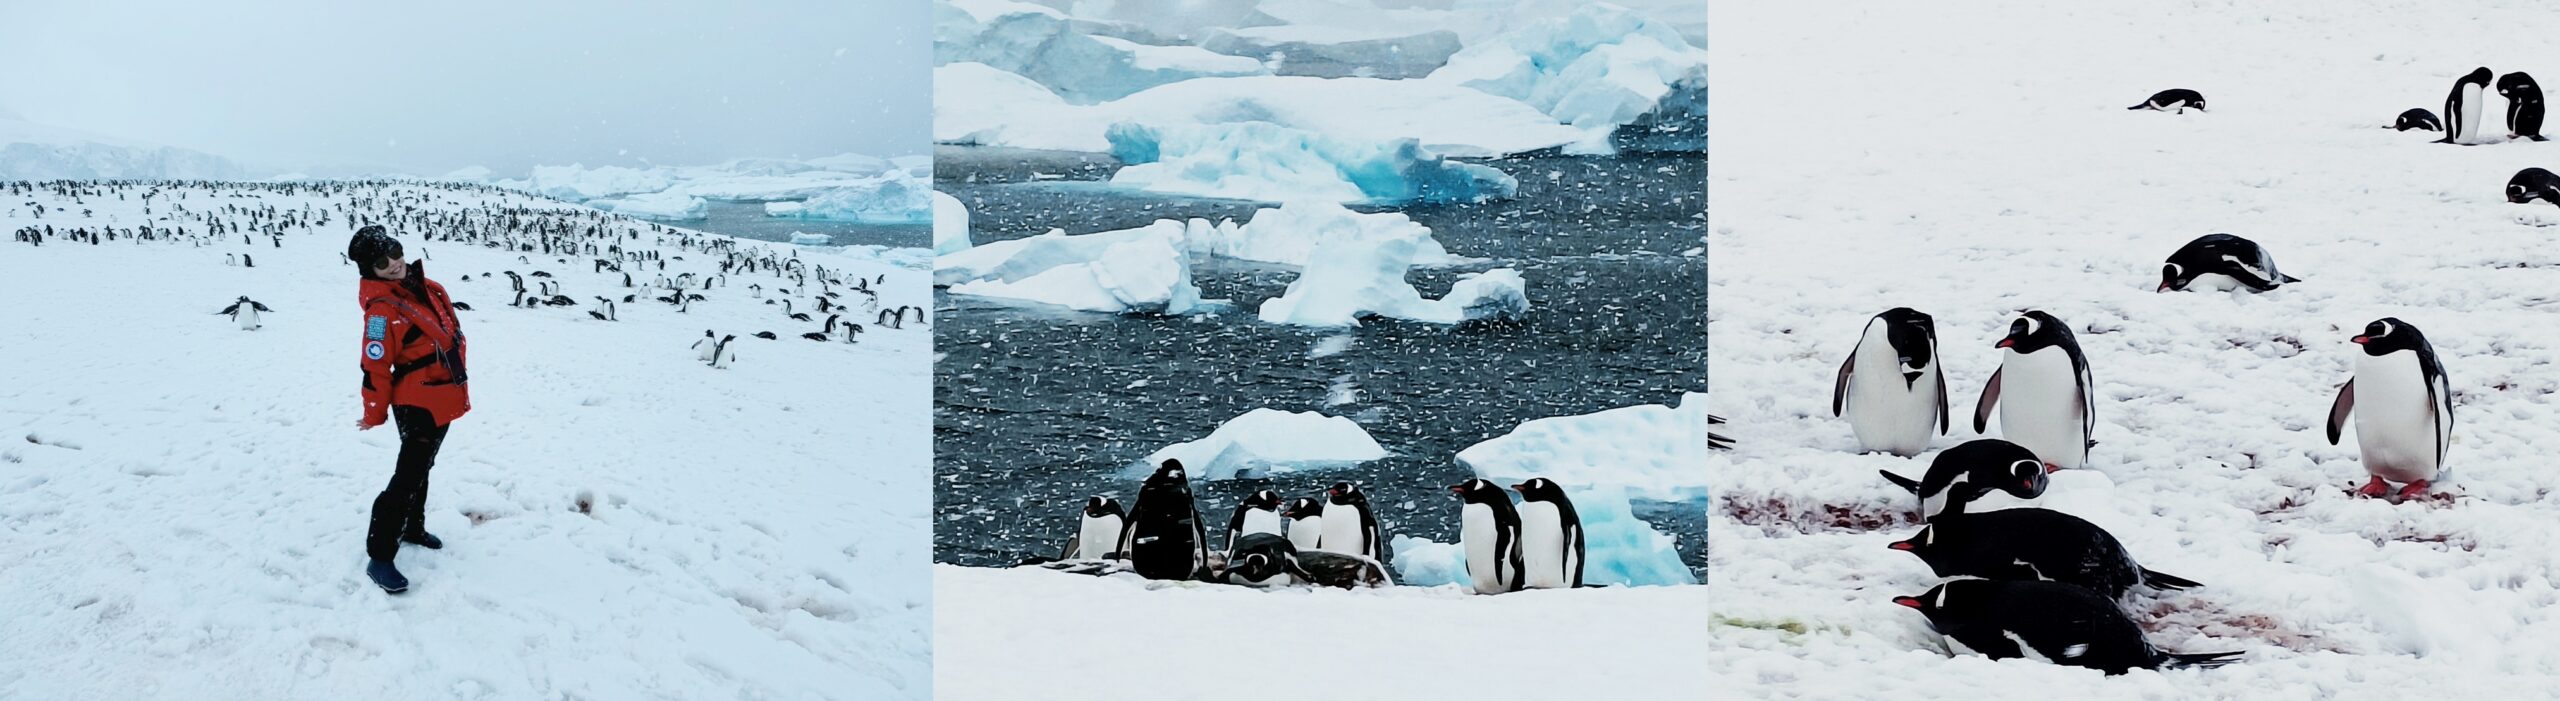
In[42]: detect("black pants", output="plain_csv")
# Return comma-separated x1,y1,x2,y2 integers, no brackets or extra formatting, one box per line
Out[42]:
365,405,449,561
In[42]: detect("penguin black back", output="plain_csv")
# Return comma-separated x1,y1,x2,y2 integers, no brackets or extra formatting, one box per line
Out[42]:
1880,438,2052,520
2128,88,2205,112
2508,168,2560,206
1894,579,2241,675
1121,459,1208,580
2394,108,2443,132
2159,233,2299,292
1887,507,2203,598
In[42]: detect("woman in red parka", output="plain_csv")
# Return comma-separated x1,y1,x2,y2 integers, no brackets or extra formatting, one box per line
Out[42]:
348,225,469,594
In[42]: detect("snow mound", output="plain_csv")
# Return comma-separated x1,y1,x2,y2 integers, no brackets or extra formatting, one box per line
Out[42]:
939,75,1585,156
1199,25,1466,79
1457,392,1708,500
1254,214,1530,328
942,224,1209,314
1105,121,1517,204
587,190,708,221
936,0,1265,104
525,164,677,202
763,170,933,223
1135,408,1388,481
1429,2,1708,152
932,191,974,255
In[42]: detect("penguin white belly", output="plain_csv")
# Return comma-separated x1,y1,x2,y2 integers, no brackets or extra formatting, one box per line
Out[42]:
1319,503,1366,555
1996,349,2087,469
2460,84,2488,143
1846,330,1938,456
1459,504,1504,594
2353,352,2441,483
696,342,719,362
1516,502,1568,589
2189,273,2243,292
1076,515,1122,559
1287,517,1324,550
1240,509,1284,539
237,308,261,330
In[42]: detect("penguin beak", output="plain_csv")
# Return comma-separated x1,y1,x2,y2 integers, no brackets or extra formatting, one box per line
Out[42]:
1887,540,1914,551
1995,338,2016,349
2044,462,2060,474
2155,282,2171,293
1892,596,1925,609
1448,485,1466,495
2352,335,2370,345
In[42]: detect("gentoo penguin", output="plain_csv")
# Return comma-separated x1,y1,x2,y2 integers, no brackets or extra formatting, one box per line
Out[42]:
1059,496,1126,560
1289,548,1392,589
2499,71,2547,141
1222,532,1312,587
693,330,719,362
1879,438,2053,521
1450,479,1524,595
2126,89,2205,113
2442,67,2495,145
1893,579,2242,675
2394,107,2444,132
2327,318,2454,500
1888,508,2203,599
1317,482,1384,562
1833,307,1949,456
1118,459,1209,580
2158,233,2300,292
1225,489,1285,553
1973,311,2096,470
2507,167,2560,206
1282,497,1325,550
1511,478,1585,590
216,296,272,330
708,334,737,369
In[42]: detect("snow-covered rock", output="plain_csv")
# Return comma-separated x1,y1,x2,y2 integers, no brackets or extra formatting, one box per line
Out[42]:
1136,408,1387,481
587,190,708,220
933,191,974,255
1457,393,1708,500
764,170,933,223
0,116,254,181
1428,2,1708,152
936,75,1585,156
1198,25,1465,79
1254,212,1527,328
937,0,1266,103
524,164,677,202
942,224,1208,314
1105,121,1517,204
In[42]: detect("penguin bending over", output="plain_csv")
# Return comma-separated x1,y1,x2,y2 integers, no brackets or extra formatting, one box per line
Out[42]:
2159,233,2299,292
2327,318,2454,500
2442,67,2495,145
1888,508,2203,599
2507,167,2560,206
1833,307,1948,456
1973,311,2096,470
2500,71,2547,141
1880,438,2053,521
2394,108,2444,132
2127,88,2205,113
1893,579,2242,675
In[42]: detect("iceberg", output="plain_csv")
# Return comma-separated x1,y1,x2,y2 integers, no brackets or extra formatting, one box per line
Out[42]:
943,225,1209,314
1427,2,1708,152
1199,25,1465,79
1455,392,1709,500
1135,408,1388,481
1195,200,1459,268
937,0,1266,103
524,164,676,202
1388,535,1469,588
806,153,893,174
935,63,1073,145
1572,485,1698,586
1105,122,1517,205
587,190,708,220
936,75,1584,156
933,191,974,255
789,232,835,245
1254,209,1528,328
764,170,933,223
1610,64,1705,154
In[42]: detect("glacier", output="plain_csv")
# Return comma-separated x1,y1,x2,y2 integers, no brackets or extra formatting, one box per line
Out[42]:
1105,121,1518,205
936,0,1265,104
763,170,934,223
1198,25,1465,79
1427,2,1709,153
932,74,1585,156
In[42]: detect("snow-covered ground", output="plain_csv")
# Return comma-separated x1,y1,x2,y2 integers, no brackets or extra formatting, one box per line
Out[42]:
1711,2,2560,697
933,564,1706,699
0,181,933,699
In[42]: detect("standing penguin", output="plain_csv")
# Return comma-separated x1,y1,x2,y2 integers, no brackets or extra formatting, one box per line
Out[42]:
1119,459,1209,580
2126,88,2206,113
1973,311,2096,470
708,334,738,369
2500,71,2547,141
1511,478,1585,590
216,296,273,331
2159,233,2300,292
2327,318,2454,500
1892,579,2242,675
2442,67,2496,145
1318,482,1384,562
1879,438,2053,521
692,329,719,363
1060,496,1126,560
1282,497,1325,550
1833,307,1949,456
1225,489,1285,553
1450,479,1523,595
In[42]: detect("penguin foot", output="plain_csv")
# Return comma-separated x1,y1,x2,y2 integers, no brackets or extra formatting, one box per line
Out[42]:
2396,480,2432,501
2354,476,2393,498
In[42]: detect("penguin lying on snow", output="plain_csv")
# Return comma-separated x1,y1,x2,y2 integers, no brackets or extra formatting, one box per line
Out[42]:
1888,508,2203,599
2394,108,2443,132
2327,318,2453,500
216,296,272,330
1880,438,2052,521
2127,88,2205,113
1222,532,1313,587
1833,307,1948,456
2159,234,2299,293
2507,167,2560,207
1894,579,2242,675
1973,311,2095,470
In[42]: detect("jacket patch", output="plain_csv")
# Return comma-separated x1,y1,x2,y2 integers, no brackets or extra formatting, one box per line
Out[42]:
366,316,388,340
365,340,385,360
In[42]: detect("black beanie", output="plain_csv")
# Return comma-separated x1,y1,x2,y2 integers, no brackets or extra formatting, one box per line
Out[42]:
348,225,401,278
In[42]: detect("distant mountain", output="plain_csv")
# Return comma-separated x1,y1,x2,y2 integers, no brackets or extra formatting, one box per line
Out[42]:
0,115,256,180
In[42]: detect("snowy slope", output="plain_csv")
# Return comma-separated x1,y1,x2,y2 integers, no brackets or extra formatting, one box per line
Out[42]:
0,182,932,699
1711,2,2560,697
934,565,1707,699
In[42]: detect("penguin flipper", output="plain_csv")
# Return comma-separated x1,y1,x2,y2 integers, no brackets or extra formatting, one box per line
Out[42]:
1971,367,2003,434
1831,352,1854,417
2280,274,2303,283
1879,470,1921,494
216,302,240,315
253,302,272,312
2141,568,2204,590
2160,650,2243,670
2326,379,2355,446
1934,365,1951,435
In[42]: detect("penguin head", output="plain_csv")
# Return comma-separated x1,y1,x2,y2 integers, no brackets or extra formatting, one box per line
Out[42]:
1083,496,1124,518
1282,497,1323,519
2157,262,2190,292
1923,439,2054,510
2468,67,2496,85
2352,317,2430,356
1891,579,1987,631
1448,479,1507,505
1326,482,1367,505
1885,523,1936,555
1876,307,1937,385
1146,459,1189,487
1512,477,1568,503
1994,311,2074,354
1241,489,1282,511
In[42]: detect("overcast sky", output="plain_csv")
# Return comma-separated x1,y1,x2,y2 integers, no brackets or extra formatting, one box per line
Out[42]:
0,0,929,176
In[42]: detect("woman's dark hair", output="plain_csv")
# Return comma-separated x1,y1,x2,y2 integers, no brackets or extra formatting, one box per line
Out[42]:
348,225,403,278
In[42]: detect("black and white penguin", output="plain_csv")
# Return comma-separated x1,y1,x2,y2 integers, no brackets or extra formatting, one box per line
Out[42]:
1225,489,1285,553
692,330,719,362
2394,107,2444,132
1511,478,1585,590
2499,71,2547,141
2126,89,2205,113
1282,497,1325,550
1060,496,1126,560
708,334,737,369
1317,482,1384,562
1289,548,1392,589
216,296,272,330
1894,579,2241,674
1221,532,1311,587
1888,508,2203,599
2327,318,2454,500
1833,307,1949,456
1118,459,1210,580
2159,233,2300,293
2507,167,2560,206
1972,311,2095,470
2442,67,2496,145
1450,479,1523,595
1879,438,2053,521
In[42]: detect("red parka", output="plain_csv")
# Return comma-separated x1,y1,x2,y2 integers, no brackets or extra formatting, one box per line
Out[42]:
358,262,470,426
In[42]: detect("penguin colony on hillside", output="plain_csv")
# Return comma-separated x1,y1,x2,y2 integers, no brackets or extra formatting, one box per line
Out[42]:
1036,459,1590,594
3,179,925,367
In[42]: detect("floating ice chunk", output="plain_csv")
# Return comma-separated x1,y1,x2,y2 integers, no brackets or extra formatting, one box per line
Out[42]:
1432,268,1531,322
1572,485,1697,586
1136,408,1388,481
1253,207,1526,327
936,220,1176,286
764,170,933,223
1428,3,1708,152
587,190,708,221
789,232,835,245
938,75,1586,156
945,226,1208,314
1106,122,1517,205
937,0,1266,104
525,164,676,202
1198,200,1460,267
933,191,974,255
1457,392,1708,500
1388,535,1470,588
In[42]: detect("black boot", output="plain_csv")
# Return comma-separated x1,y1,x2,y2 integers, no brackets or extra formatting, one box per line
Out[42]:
366,558,409,594
364,490,410,594
401,485,442,549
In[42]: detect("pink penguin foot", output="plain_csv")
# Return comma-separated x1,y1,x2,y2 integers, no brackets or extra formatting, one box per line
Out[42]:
2397,480,2432,501
2354,476,2392,498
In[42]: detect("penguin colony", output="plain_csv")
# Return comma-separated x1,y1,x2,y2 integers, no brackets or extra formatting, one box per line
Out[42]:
1036,459,1589,594
3,179,925,369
